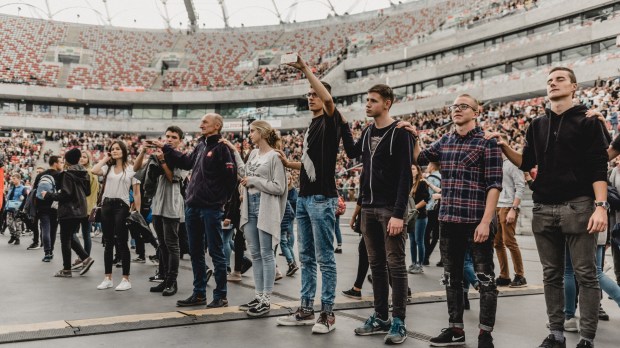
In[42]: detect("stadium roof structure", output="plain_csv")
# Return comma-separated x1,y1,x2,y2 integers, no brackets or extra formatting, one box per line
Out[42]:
0,0,403,29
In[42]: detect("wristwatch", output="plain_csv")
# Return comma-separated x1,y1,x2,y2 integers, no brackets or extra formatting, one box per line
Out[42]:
510,206,520,212
594,201,610,210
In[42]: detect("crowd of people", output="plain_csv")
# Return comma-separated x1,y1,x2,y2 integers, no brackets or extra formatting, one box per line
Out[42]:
1,56,620,347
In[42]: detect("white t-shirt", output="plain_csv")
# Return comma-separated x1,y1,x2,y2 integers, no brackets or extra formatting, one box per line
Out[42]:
101,165,140,207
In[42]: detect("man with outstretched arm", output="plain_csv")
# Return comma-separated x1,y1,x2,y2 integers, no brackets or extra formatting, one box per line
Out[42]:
488,67,607,348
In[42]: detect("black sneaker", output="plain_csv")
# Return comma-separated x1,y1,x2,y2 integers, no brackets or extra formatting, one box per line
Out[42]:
247,300,270,317
576,339,593,348
7,236,15,244
13,238,20,245
150,282,166,293
429,328,465,346
42,254,52,262
240,257,253,274
537,334,566,348
478,331,494,348
367,274,373,284
149,272,164,282
239,297,262,311
176,294,207,307
206,298,228,308
342,288,362,300
436,261,443,267
205,268,213,284
27,242,41,250
422,259,430,266
509,275,527,288
598,304,609,321
495,277,511,287
286,262,299,276
79,257,95,275
162,281,178,296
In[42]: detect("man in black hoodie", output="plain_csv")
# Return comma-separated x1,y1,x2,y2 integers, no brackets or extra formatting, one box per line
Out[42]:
342,84,414,345
491,67,608,348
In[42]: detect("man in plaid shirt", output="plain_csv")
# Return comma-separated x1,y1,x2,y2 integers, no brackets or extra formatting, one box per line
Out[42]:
414,94,503,348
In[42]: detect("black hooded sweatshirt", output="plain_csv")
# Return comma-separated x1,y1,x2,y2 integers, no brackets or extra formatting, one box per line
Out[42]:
520,104,608,204
43,169,91,220
341,121,414,219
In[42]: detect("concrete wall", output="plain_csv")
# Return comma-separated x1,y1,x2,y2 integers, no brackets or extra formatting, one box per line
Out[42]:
3,58,617,132
331,13,620,96
341,0,613,70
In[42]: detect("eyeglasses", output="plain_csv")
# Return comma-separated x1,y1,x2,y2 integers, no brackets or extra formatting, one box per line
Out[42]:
449,103,476,112
304,92,319,99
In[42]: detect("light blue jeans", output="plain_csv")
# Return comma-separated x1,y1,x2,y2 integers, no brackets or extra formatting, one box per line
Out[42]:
297,195,337,312
565,245,620,317
223,227,234,271
280,219,295,264
463,248,479,292
335,215,342,245
244,193,275,294
408,217,427,265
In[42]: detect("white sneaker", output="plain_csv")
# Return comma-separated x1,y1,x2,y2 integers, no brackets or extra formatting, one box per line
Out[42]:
97,278,113,290
115,279,132,291
564,317,578,332
545,318,579,332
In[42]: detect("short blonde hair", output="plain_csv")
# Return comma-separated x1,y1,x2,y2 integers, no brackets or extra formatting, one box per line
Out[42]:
457,94,479,109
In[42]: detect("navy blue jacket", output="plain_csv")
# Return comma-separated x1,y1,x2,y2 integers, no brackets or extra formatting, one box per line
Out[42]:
163,134,237,210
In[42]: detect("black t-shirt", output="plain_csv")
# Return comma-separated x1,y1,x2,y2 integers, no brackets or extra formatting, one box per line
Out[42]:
299,109,343,197
370,123,391,153
413,180,430,219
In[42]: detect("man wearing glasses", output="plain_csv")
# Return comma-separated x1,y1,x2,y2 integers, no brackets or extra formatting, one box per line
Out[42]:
276,54,353,334
414,95,503,348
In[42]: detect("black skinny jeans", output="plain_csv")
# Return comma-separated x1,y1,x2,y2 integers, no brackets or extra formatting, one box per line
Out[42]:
59,218,89,271
424,209,440,263
361,207,408,321
101,198,130,276
354,236,369,289
233,227,247,272
153,215,180,282
439,222,498,331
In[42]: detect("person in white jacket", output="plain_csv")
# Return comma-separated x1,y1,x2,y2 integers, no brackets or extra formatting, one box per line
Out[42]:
220,120,287,317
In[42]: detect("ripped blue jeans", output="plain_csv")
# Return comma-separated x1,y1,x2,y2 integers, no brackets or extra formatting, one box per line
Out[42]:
439,222,498,331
